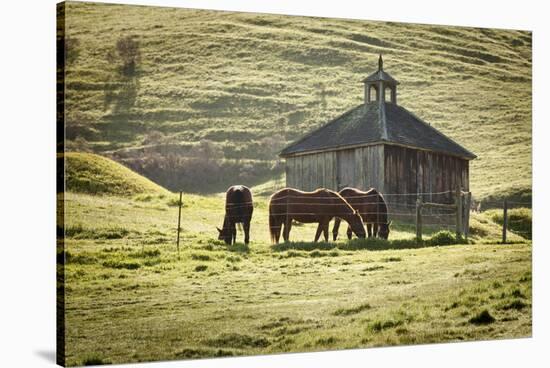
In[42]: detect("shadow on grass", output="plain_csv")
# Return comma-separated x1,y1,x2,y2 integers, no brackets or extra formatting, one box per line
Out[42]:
272,232,466,252
226,242,250,253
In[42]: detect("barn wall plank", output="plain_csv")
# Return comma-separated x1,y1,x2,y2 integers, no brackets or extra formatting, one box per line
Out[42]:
286,157,293,188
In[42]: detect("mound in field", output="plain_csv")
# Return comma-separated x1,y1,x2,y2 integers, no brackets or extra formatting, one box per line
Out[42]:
61,152,170,196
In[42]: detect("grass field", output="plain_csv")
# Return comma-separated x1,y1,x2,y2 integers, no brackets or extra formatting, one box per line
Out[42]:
59,155,532,366
61,1,531,201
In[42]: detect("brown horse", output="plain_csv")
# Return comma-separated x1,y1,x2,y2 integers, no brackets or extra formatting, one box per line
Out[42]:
217,185,253,244
333,187,391,240
269,188,366,243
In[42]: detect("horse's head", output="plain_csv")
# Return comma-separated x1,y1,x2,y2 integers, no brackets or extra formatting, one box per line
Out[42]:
349,210,366,238
217,226,232,245
378,220,392,240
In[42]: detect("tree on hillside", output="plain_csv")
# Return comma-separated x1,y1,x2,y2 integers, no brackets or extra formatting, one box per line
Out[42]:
107,35,141,77
189,140,224,162
104,35,142,112
258,134,286,160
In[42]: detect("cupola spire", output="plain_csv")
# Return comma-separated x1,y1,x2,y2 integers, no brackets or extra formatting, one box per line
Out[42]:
363,55,399,104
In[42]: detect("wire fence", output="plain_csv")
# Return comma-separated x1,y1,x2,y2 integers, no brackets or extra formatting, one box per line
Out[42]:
176,189,532,244
213,189,467,240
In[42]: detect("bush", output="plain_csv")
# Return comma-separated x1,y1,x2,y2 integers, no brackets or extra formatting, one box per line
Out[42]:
427,231,465,246
469,309,495,325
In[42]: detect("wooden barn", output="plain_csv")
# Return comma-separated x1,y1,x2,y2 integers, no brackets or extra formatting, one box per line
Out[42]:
279,55,476,208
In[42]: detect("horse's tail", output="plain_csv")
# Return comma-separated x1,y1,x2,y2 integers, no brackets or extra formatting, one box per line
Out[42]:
269,206,276,243
268,201,281,244
376,191,389,224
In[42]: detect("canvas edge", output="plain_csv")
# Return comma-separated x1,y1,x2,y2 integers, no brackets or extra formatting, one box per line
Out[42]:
56,1,67,367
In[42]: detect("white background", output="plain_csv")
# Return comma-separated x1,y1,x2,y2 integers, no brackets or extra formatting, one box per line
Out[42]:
0,0,548,367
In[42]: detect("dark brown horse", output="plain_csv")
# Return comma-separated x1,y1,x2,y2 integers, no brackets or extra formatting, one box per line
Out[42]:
269,188,366,243
217,185,253,244
333,187,391,240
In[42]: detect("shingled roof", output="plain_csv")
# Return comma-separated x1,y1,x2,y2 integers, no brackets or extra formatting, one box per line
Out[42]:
362,70,399,85
279,101,477,160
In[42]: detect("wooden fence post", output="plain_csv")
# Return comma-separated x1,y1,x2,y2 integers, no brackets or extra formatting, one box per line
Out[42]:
416,196,423,243
502,199,508,244
176,191,183,253
464,191,471,241
455,187,463,239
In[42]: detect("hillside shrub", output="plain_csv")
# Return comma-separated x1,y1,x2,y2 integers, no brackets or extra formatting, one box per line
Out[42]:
427,231,465,246
469,309,495,325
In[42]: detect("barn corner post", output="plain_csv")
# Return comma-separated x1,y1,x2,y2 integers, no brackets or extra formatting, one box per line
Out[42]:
455,187,463,240
176,191,183,256
464,191,472,241
415,195,423,243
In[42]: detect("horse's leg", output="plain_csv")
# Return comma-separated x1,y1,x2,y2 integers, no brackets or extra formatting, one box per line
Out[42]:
332,217,341,241
373,223,379,238
283,217,292,242
314,223,323,242
367,223,373,238
322,219,330,242
243,219,250,244
271,215,282,244
232,222,237,244
346,225,353,240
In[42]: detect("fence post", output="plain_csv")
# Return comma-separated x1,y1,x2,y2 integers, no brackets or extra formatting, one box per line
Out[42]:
455,187,463,240
464,191,471,241
416,196,423,243
502,199,508,244
176,191,183,254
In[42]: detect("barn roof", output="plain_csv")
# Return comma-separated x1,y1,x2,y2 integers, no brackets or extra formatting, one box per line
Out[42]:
362,69,399,85
279,102,477,160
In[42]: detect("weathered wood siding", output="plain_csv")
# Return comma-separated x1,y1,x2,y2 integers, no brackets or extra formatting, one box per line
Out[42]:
384,145,469,207
337,149,355,189
285,151,337,191
285,144,469,224
352,145,385,192
284,145,385,192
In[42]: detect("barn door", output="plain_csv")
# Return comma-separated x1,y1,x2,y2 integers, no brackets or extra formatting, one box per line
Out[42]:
336,149,355,190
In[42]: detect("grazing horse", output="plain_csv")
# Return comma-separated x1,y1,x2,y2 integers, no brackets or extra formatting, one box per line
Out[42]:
333,187,391,240
269,188,366,243
217,185,253,244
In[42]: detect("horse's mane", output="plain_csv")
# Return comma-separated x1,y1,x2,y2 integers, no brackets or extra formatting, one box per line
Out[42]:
270,187,338,199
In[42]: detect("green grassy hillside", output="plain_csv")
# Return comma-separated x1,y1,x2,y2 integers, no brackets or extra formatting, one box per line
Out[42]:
62,152,169,196
61,2,531,200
